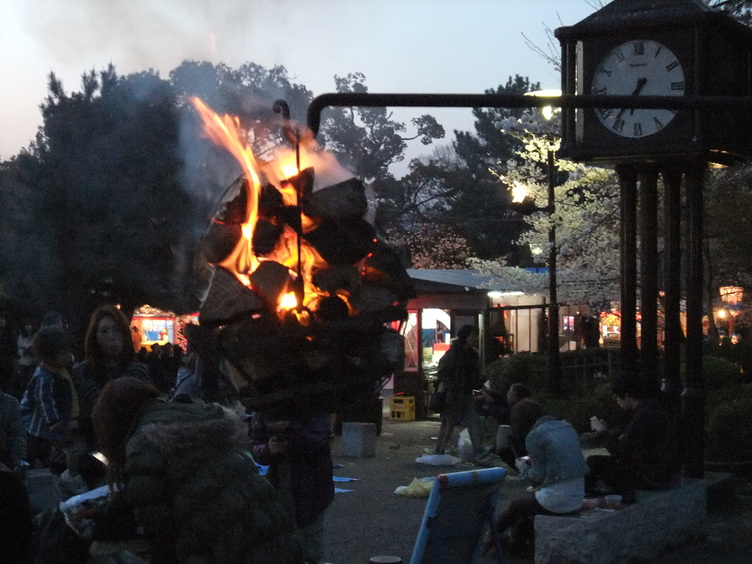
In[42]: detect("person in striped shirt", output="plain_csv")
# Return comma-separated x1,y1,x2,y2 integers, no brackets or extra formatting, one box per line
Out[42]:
20,326,78,471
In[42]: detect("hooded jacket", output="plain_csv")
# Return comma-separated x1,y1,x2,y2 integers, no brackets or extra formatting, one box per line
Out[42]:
522,415,589,487
124,400,302,563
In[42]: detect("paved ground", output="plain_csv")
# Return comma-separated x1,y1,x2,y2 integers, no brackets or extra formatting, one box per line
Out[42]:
323,397,752,564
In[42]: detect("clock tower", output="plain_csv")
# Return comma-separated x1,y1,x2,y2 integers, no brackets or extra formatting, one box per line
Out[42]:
556,0,752,478
556,0,752,165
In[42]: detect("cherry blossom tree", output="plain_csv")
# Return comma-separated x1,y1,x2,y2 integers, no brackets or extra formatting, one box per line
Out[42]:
471,108,621,310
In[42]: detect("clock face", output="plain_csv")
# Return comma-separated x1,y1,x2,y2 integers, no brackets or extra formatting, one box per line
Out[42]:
592,40,685,138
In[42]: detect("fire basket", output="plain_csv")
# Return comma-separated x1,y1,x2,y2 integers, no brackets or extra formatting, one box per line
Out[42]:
184,98,415,415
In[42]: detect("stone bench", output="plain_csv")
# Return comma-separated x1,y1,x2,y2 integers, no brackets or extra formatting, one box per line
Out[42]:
534,478,710,564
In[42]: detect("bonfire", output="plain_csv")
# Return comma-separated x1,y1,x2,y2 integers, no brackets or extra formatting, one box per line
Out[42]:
184,98,415,414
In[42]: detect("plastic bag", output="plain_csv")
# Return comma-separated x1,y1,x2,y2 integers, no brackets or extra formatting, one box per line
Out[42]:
457,428,474,462
394,477,434,497
60,485,113,540
415,453,461,466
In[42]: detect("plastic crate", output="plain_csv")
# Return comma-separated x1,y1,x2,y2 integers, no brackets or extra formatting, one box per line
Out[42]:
390,395,416,421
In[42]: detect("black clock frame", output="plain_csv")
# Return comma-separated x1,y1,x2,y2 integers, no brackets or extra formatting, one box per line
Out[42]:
556,3,752,165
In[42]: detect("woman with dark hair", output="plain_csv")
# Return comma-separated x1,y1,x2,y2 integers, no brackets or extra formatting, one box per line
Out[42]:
71,305,150,476
92,377,302,563
433,324,485,457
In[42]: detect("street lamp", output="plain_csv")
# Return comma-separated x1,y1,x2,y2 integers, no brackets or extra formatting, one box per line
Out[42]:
510,153,561,397
498,89,562,396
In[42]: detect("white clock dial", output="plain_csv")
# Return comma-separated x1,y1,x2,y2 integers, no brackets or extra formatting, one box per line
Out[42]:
592,40,685,138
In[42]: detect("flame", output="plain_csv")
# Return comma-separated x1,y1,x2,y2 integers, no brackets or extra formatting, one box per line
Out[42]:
190,97,328,315
279,292,297,311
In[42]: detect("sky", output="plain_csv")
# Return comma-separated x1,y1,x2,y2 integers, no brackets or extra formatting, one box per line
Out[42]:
0,0,597,162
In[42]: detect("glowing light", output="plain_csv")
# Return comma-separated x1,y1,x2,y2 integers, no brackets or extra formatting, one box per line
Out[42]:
524,89,562,121
281,164,299,179
511,181,528,203
279,292,297,311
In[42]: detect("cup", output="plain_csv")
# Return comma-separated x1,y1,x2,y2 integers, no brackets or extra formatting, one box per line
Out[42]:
604,494,622,509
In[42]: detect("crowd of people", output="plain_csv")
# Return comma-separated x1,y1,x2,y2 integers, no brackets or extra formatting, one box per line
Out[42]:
1,309,688,563
0,305,335,564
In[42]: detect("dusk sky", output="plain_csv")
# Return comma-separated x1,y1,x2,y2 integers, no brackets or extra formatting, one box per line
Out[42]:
1,0,596,162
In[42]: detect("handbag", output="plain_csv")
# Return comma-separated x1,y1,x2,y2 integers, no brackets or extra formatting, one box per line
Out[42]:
428,387,447,413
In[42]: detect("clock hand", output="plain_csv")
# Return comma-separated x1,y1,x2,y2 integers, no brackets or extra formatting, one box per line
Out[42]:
613,77,649,121
629,77,648,115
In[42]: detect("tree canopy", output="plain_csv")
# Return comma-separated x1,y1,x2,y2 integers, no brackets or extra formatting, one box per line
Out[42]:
0,61,454,326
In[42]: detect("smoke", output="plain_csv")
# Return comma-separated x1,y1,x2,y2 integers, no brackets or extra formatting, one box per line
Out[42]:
24,0,285,75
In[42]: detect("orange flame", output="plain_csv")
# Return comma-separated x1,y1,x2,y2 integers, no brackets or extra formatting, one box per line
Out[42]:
190,97,328,315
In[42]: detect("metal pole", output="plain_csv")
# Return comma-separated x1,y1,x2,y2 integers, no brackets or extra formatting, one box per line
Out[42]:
639,169,659,377
663,168,683,407
547,150,561,397
616,165,639,369
306,92,752,136
684,164,706,479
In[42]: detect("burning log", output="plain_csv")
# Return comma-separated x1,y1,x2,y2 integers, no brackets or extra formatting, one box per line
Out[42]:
302,177,368,219
187,97,415,414
303,218,375,265
199,266,264,327
311,265,361,295
248,260,291,310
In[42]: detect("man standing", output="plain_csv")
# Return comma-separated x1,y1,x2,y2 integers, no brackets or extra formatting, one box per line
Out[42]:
433,325,485,458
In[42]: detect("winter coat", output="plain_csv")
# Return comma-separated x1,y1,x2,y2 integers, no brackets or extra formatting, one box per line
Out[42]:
249,413,335,528
72,360,150,449
124,400,302,564
435,340,482,413
603,396,679,486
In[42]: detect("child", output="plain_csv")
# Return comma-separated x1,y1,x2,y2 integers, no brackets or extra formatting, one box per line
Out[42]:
20,326,84,489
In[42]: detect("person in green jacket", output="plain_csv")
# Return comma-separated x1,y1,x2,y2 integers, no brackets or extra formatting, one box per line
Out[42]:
92,377,303,563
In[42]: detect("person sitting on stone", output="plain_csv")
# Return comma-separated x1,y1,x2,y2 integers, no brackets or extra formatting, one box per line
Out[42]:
496,383,534,468
585,370,682,503
488,400,588,557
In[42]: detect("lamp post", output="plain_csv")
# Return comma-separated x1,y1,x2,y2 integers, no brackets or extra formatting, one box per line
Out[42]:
501,89,562,396
510,151,561,398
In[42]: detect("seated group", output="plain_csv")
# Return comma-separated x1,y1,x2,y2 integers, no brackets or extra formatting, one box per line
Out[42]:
477,371,683,557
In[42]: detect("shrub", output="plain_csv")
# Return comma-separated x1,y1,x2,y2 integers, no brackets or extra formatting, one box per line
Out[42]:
702,354,745,390
485,352,548,395
543,382,625,435
706,396,752,462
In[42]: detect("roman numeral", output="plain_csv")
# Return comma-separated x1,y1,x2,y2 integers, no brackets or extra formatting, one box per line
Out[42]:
594,87,608,95
614,50,626,62
598,68,612,76
614,118,626,133
654,116,664,130
633,42,645,56
633,123,643,137
666,60,680,72
654,46,663,58
598,108,613,119
671,81,685,91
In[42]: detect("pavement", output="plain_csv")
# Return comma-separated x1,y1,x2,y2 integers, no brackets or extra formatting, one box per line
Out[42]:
323,393,752,564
